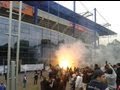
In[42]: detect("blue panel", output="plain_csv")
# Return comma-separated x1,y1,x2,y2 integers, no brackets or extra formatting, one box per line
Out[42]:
34,6,38,24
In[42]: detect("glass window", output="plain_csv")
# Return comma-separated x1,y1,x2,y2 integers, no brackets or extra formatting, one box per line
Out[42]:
11,36,17,48
29,39,38,47
43,33,50,39
21,24,30,34
51,38,58,45
0,23,6,33
43,29,50,34
0,34,8,46
21,33,30,41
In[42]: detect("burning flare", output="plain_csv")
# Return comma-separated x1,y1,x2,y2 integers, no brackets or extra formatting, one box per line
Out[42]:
57,53,75,69
55,41,87,69
59,58,72,69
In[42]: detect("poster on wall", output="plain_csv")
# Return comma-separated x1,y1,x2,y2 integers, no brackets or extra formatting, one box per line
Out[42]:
0,1,33,16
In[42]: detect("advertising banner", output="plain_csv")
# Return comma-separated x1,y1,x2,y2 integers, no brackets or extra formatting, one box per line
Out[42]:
0,1,33,16
21,64,44,72
0,64,44,74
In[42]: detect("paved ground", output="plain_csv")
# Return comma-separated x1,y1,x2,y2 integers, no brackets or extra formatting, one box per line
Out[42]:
0,71,71,90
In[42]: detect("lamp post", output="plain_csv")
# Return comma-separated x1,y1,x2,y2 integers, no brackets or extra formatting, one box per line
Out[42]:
7,1,13,90
16,1,22,90
94,8,97,48
73,1,76,37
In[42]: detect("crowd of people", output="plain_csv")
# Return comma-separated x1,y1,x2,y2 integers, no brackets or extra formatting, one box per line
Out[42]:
39,62,120,90
1,62,120,90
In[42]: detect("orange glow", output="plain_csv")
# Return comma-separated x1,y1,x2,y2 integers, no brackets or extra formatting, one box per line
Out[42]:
58,56,74,70
55,42,87,69
59,59,70,69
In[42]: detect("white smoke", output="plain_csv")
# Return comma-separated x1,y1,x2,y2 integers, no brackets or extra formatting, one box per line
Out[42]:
55,38,120,68
93,42,120,65
55,40,89,68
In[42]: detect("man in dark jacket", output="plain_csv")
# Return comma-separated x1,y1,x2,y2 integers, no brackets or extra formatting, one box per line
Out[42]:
86,69,109,90
40,77,50,90
116,63,120,89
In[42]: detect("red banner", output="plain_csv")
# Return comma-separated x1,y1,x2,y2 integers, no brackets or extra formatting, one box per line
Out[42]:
69,22,86,32
0,1,33,16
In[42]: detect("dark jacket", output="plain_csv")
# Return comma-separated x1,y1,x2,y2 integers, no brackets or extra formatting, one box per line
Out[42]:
41,79,50,90
86,79,108,90
116,67,120,86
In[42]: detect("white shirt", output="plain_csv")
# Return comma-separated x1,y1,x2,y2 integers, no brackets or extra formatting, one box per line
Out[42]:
105,64,117,89
75,75,83,88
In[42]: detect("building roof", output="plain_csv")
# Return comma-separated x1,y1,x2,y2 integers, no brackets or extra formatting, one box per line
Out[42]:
23,1,116,36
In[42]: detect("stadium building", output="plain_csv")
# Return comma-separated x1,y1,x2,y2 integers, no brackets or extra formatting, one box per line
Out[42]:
0,1,116,65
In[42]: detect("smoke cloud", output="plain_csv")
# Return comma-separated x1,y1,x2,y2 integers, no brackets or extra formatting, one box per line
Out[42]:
55,40,89,68
93,42,120,65
55,39,120,68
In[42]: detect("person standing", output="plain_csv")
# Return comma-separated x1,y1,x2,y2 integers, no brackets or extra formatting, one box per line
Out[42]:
86,69,109,90
34,71,38,85
4,73,7,81
39,70,43,79
105,63,117,90
0,82,6,90
23,74,27,88
116,63,120,90
75,72,83,90
70,73,77,90
40,77,50,90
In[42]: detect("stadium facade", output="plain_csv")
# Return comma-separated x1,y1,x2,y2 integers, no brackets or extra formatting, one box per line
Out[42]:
0,1,116,65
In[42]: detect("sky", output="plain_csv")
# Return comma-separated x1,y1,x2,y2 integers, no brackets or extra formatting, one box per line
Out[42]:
55,1,120,45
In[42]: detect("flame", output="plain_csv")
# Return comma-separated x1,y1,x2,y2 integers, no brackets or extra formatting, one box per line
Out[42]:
59,59,70,69
58,56,74,69
55,42,87,69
